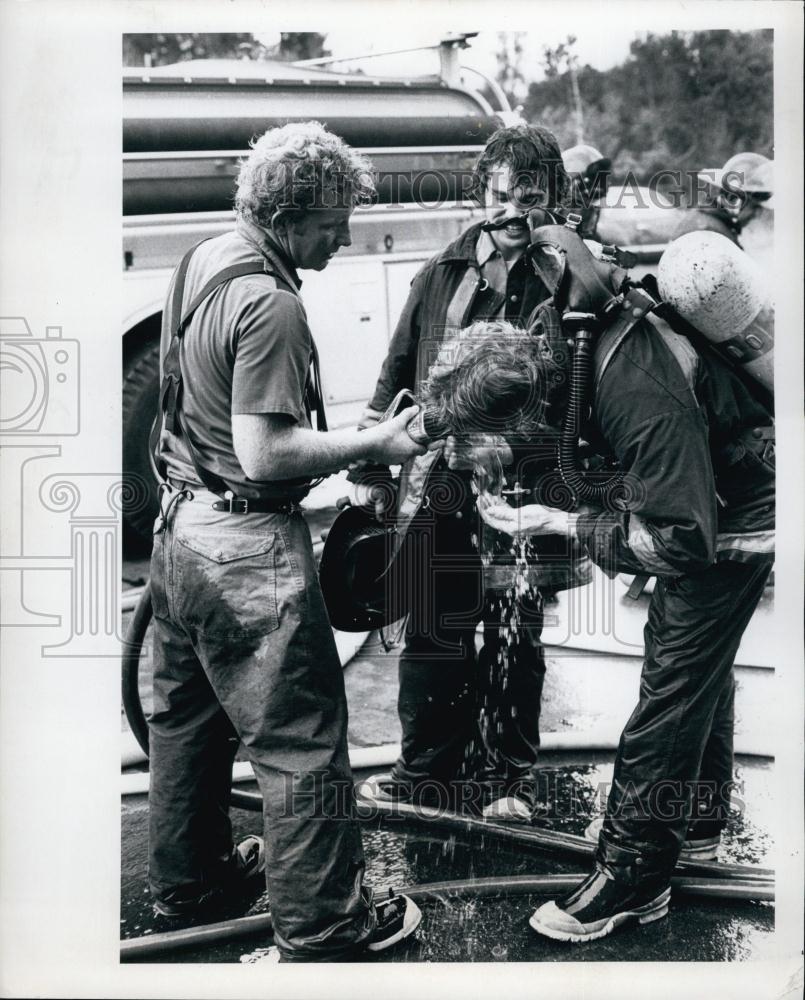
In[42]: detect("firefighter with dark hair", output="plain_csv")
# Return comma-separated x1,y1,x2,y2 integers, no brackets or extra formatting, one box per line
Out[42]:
354,123,589,819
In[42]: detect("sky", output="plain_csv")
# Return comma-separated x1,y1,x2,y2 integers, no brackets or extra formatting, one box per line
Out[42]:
255,29,638,97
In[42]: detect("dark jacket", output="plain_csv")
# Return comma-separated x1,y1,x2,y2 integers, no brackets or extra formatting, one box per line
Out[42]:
670,207,742,247
364,223,590,592
577,311,774,577
368,223,546,412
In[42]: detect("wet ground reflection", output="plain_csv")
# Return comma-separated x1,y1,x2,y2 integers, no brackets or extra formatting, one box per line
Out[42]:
121,753,774,963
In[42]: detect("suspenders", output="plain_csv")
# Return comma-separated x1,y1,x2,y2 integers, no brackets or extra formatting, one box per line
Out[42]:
150,240,328,500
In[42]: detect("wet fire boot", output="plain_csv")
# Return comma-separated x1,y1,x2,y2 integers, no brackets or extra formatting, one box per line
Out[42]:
365,890,423,952
153,835,266,917
530,867,671,943
255,890,423,962
584,816,721,862
481,779,538,822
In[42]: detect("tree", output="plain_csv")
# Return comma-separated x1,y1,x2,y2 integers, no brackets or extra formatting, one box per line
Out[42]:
122,32,330,68
495,32,526,105
523,30,773,184
275,33,330,63
541,35,584,144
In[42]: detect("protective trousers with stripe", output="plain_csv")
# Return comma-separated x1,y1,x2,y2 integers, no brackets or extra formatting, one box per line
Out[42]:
596,557,772,883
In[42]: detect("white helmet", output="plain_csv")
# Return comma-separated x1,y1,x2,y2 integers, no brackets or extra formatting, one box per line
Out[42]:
699,151,773,203
562,143,608,176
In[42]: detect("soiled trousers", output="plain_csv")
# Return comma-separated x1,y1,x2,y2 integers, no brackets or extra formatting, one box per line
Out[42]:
148,487,374,959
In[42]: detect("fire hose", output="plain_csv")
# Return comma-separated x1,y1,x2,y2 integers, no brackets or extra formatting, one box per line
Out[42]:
121,584,775,962
122,585,775,882
120,872,774,961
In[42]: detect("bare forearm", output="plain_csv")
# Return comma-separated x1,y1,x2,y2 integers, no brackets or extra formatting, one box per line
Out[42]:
232,410,423,482
244,426,382,480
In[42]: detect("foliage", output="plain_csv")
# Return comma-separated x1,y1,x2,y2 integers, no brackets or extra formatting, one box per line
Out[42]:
123,33,330,67
495,32,526,104
521,30,773,183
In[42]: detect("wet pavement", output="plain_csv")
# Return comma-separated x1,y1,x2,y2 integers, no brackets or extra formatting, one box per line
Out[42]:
121,751,774,963
121,489,776,965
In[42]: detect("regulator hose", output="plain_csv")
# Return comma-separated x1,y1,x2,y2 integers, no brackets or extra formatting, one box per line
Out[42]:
120,872,774,960
558,324,624,507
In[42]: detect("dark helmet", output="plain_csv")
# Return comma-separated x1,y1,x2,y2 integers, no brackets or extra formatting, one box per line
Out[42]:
318,503,403,632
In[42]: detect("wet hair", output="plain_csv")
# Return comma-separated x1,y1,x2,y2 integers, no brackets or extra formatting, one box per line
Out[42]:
473,123,570,208
419,320,560,437
235,121,376,226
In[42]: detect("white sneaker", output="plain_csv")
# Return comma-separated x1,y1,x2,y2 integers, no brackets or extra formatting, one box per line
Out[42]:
482,795,532,822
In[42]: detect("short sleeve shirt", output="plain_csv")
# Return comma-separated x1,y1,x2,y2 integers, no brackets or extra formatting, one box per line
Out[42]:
159,224,317,501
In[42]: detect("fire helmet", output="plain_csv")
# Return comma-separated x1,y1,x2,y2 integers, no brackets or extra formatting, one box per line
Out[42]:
699,152,774,203
562,144,610,178
318,502,404,632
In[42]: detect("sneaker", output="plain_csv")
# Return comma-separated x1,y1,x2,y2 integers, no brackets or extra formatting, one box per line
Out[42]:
356,772,447,808
584,816,720,862
530,869,671,943
482,795,532,822
249,893,422,962
357,772,410,805
365,891,422,952
153,835,265,917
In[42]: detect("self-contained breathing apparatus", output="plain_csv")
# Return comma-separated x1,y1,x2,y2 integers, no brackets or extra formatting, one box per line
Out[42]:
319,210,775,631
526,212,775,510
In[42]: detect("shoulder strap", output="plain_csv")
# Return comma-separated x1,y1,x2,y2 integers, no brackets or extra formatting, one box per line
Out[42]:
593,285,700,403
644,312,699,397
175,261,276,337
593,286,657,394
152,244,276,496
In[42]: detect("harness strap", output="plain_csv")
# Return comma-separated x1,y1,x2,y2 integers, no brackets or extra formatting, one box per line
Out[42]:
152,241,327,502
593,286,658,394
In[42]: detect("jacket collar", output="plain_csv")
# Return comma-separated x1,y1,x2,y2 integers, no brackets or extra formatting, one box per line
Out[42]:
475,228,501,268
235,217,303,290
435,221,487,266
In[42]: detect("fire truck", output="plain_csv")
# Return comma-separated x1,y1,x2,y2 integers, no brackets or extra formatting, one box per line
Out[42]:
121,36,672,541
122,36,517,539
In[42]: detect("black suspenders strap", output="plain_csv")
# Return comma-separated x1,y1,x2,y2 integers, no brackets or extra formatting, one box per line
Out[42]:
152,244,275,496
308,337,328,432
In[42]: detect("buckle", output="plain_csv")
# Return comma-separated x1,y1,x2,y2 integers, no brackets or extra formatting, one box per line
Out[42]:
224,490,248,514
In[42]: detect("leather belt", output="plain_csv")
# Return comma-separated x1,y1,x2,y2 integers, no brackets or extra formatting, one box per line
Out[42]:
166,478,298,514
210,495,299,514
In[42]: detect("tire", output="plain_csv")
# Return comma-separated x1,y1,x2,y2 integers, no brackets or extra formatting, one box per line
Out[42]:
122,331,161,545
122,583,263,813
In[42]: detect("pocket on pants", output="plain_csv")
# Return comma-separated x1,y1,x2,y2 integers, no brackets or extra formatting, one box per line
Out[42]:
149,530,170,622
174,528,279,638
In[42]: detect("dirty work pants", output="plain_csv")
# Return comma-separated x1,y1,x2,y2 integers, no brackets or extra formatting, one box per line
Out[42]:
148,488,373,960
598,558,772,882
390,508,546,805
